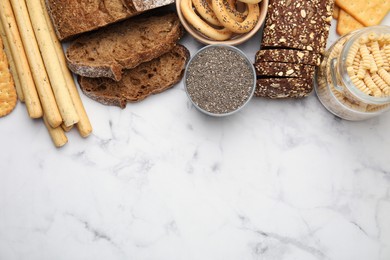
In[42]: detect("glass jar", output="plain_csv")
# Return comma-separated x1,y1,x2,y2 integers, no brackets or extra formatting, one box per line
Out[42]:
314,26,390,121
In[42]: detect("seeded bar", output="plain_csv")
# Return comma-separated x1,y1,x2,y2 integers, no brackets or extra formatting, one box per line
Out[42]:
255,77,313,98
261,0,334,54
255,49,322,66
255,61,315,78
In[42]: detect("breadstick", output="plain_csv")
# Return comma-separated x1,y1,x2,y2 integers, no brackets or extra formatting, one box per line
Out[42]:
9,0,62,127
25,0,79,128
0,0,42,118
0,19,24,102
61,122,73,132
39,0,92,137
43,115,68,147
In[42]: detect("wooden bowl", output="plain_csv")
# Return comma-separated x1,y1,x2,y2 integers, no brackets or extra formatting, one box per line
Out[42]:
176,0,269,46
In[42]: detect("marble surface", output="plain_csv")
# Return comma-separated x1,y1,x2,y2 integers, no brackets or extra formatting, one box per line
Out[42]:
1,10,390,260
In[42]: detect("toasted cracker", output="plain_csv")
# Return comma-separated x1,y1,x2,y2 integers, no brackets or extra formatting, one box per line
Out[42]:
0,38,17,117
335,0,390,26
337,9,364,36
333,5,340,19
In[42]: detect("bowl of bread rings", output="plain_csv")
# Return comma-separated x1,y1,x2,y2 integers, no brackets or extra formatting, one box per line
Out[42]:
176,0,268,45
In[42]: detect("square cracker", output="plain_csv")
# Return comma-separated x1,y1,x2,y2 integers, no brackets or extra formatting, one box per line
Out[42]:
335,0,390,26
337,9,364,36
333,5,340,19
0,38,17,117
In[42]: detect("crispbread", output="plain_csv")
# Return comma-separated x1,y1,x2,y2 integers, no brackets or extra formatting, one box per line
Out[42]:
335,0,389,27
261,0,334,54
255,61,316,78
255,49,321,66
255,77,313,98
337,9,364,36
0,38,17,117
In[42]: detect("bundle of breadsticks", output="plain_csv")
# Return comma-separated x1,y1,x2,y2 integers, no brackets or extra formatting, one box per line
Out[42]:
0,0,92,147
180,0,262,40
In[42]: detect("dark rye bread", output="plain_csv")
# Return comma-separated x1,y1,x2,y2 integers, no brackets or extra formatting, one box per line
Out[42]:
45,0,175,41
261,0,334,54
255,61,315,78
78,45,190,108
255,49,321,66
255,77,313,98
66,13,183,81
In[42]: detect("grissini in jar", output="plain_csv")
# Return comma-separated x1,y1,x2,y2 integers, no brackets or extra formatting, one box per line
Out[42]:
181,0,233,40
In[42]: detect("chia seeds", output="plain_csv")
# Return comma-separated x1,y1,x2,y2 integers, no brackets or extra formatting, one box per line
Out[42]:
185,45,255,115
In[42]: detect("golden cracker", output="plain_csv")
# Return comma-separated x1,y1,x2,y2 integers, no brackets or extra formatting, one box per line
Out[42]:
335,0,390,27
336,9,364,36
333,5,340,19
0,38,17,117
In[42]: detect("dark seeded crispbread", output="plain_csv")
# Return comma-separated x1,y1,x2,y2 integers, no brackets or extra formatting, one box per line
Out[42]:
255,61,315,78
255,77,314,98
261,0,334,54
255,49,322,66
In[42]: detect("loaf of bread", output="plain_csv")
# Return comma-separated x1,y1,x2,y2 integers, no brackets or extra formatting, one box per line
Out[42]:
254,0,334,99
78,44,190,108
45,0,175,40
66,13,183,81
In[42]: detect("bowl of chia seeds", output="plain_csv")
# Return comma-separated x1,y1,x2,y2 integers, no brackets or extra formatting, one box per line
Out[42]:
184,44,256,117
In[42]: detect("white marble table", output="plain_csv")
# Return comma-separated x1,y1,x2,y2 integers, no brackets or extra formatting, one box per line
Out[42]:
0,10,389,260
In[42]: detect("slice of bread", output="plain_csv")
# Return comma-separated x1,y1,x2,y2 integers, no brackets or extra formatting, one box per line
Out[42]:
255,49,321,66
66,13,183,81
45,0,174,41
78,44,190,108
255,61,315,78
255,77,313,99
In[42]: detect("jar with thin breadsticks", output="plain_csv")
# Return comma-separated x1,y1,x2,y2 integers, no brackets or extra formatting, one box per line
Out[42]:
315,26,390,121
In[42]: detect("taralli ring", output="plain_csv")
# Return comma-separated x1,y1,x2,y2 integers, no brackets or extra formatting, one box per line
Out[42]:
181,0,233,40
225,0,247,22
236,0,262,4
192,0,221,26
212,0,260,34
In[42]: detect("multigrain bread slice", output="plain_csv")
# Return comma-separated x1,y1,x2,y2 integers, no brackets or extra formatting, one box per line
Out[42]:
78,44,190,108
255,77,313,98
45,0,175,41
66,12,183,81
255,61,315,78
255,49,321,66
261,0,334,54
